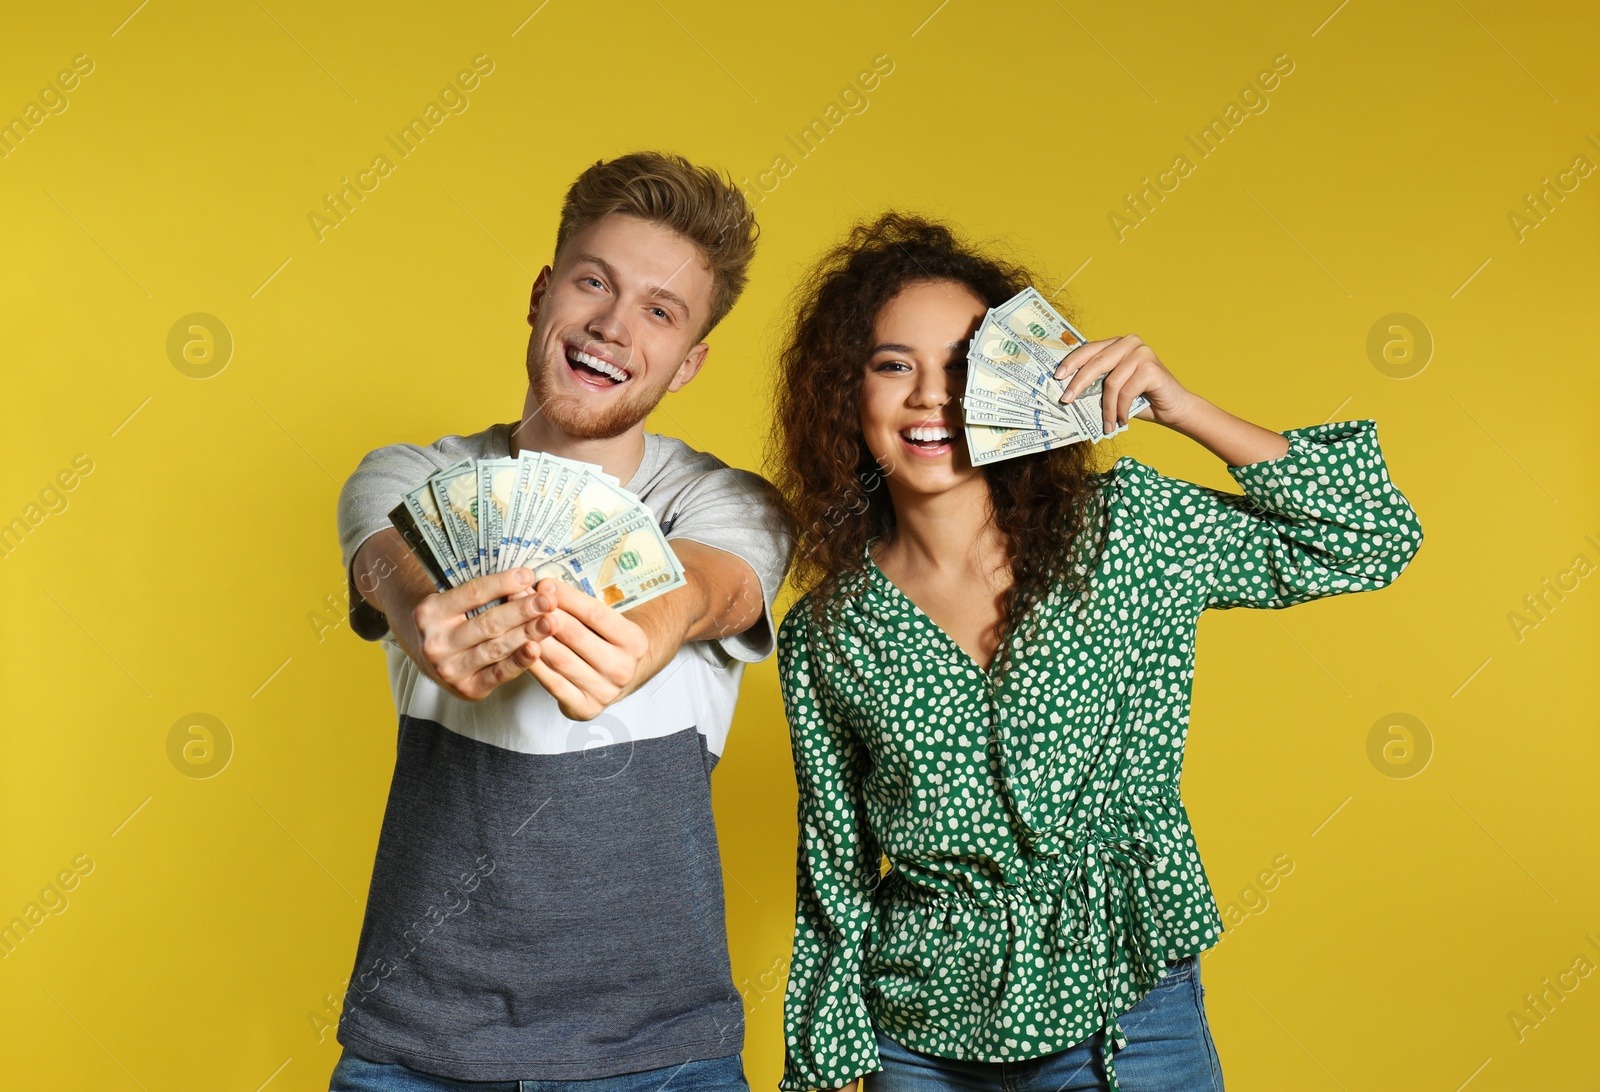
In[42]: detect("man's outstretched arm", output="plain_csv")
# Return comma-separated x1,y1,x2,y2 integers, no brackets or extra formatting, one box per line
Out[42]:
513,540,768,720
351,527,554,702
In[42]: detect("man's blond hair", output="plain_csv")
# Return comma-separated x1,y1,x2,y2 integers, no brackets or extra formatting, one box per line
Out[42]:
555,151,759,338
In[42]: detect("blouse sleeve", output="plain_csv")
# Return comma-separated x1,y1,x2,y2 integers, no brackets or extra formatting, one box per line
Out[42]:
777,605,884,1092
1144,418,1424,612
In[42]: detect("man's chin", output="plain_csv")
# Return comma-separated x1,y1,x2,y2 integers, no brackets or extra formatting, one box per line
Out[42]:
529,379,656,441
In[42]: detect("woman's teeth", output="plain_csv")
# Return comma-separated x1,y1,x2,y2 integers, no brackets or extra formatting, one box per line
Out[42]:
904,426,952,444
569,348,628,383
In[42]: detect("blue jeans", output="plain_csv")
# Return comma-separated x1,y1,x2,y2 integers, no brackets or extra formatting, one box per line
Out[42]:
328,1050,749,1092
868,956,1223,1092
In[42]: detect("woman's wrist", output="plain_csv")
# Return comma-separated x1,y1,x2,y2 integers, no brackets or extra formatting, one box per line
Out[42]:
1164,394,1290,468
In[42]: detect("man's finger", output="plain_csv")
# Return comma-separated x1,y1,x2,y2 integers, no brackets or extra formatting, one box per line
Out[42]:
537,579,635,645
526,654,594,719
460,588,556,648
535,635,613,699
539,608,624,678
453,619,546,678
461,653,531,701
435,567,537,616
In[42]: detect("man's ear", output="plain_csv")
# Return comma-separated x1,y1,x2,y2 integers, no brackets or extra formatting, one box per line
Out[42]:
667,342,710,393
527,266,552,327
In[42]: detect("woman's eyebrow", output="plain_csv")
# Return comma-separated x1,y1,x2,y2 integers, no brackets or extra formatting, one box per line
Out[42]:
869,342,916,355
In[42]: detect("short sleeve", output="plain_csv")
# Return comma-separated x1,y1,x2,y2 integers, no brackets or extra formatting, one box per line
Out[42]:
337,443,442,641
777,605,884,1092
1133,418,1424,612
663,466,793,664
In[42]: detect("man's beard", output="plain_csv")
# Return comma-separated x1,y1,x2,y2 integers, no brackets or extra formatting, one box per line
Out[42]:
525,334,663,441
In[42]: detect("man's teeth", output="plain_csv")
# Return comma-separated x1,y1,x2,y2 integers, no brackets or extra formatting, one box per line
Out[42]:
905,426,952,442
570,348,628,382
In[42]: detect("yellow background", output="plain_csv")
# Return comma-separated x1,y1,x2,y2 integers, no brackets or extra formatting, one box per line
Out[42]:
2,1,1596,1089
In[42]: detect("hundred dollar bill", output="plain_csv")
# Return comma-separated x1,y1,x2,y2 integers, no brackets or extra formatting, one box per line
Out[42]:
430,462,485,580
476,457,518,574
992,287,1089,368
965,396,1092,434
514,461,583,570
971,314,1068,399
538,473,641,559
505,454,554,565
393,479,463,586
964,422,1071,466
534,508,686,611
388,500,452,591
959,289,1153,463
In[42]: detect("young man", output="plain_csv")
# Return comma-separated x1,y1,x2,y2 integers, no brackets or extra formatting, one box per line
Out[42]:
329,152,790,1091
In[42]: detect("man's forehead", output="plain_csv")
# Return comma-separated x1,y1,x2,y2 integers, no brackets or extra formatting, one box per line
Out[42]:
560,215,708,274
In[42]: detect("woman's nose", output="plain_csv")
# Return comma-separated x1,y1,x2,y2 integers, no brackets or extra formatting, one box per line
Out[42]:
910,369,949,408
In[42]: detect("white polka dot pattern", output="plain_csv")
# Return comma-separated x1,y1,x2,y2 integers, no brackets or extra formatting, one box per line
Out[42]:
776,420,1424,1092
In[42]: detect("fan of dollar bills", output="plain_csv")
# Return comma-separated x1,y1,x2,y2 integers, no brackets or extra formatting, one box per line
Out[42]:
388,453,686,613
963,287,1150,465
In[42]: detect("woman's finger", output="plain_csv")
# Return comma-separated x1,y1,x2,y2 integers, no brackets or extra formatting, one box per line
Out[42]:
1060,337,1134,403
1053,337,1115,382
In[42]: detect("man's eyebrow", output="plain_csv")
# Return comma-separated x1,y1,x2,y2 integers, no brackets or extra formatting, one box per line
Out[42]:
572,253,692,319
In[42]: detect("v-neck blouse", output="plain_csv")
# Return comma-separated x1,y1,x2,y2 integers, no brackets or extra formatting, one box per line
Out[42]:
775,419,1424,1092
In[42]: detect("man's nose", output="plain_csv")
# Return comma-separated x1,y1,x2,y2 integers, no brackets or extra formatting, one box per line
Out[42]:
587,301,629,345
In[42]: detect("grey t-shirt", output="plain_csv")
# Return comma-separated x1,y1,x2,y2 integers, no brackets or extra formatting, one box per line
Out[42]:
333,422,791,1081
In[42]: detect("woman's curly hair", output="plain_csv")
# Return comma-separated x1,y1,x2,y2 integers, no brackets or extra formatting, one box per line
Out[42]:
768,212,1112,671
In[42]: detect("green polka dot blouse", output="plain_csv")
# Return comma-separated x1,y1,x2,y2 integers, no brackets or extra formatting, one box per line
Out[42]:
776,419,1424,1092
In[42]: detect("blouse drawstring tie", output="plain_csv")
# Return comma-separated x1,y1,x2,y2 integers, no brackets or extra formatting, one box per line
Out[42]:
1056,816,1172,1092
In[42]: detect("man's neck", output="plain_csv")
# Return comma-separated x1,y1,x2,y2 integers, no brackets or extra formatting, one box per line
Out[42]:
508,385,648,485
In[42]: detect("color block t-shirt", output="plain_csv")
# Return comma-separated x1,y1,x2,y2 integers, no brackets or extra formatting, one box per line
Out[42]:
333,422,791,1081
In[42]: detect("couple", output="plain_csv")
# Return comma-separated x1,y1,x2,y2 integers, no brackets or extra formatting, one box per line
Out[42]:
330,151,1424,1092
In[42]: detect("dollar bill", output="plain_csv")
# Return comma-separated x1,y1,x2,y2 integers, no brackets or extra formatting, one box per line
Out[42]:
426,461,481,579
961,288,1150,464
476,458,519,575
965,423,1072,466
992,287,1089,368
534,507,686,611
539,473,640,559
389,452,685,614
396,480,463,587
389,500,452,591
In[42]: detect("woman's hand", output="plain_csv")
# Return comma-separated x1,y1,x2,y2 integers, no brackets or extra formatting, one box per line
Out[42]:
1053,334,1198,432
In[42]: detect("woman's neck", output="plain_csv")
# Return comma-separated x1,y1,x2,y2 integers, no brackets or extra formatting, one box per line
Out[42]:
878,476,1006,581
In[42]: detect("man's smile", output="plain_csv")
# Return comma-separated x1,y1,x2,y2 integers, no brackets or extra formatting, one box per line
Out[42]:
563,341,632,388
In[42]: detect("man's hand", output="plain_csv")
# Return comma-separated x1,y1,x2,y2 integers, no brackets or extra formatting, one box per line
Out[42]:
512,579,649,721
412,569,555,701
351,527,554,703
508,541,766,721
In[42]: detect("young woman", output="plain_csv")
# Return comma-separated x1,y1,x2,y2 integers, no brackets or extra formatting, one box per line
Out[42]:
768,214,1424,1092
